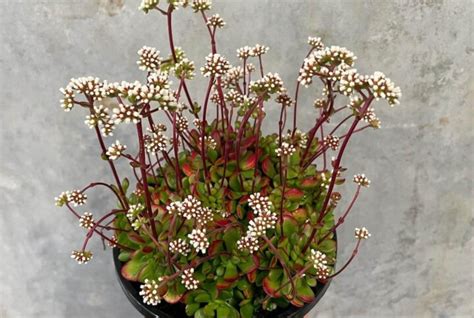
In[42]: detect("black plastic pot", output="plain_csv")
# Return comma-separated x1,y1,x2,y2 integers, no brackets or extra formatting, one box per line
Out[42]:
113,248,333,318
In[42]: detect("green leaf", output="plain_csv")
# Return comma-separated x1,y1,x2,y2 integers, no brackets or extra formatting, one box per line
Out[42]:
295,277,315,303
120,256,147,281
240,303,254,318
223,262,238,282
195,293,211,303
223,227,240,251
118,251,131,262
185,303,200,316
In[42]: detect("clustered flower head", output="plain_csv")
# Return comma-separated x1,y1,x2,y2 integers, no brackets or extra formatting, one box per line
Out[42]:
251,44,269,57
137,46,162,72
324,135,340,151
68,190,87,206
175,113,189,133
362,107,381,129
106,140,127,160
275,93,294,107
139,0,158,13
237,235,259,253
355,227,371,239
199,136,217,150
174,58,196,80
237,46,253,59
59,86,74,111
307,36,324,50
310,249,327,269
201,53,231,77
171,195,214,226
353,174,371,187
139,278,163,305
79,212,94,229
250,73,285,96
191,0,212,12
248,192,273,215
181,268,199,290
298,46,356,86
275,142,296,157
145,131,168,152
85,105,110,129
207,14,225,28
55,191,70,207
247,212,278,237
368,71,401,106
113,104,141,124
169,238,191,256
187,229,209,254
71,250,93,264
127,203,145,221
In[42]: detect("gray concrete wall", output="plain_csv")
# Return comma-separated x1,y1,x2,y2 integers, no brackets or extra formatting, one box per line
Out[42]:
0,0,472,317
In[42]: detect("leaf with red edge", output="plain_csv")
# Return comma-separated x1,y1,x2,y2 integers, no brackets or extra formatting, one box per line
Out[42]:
238,255,259,274
216,277,233,289
208,240,224,257
239,153,257,171
163,283,184,304
247,269,257,283
128,232,146,244
285,188,305,201
121,257,147,282
290,297,305,307
262,276,281,298
292,208,308,224
301,176,318,189
241,136,257,149
182,162,195,177
261,157,276,177
294,277,315,303
223,262,239,283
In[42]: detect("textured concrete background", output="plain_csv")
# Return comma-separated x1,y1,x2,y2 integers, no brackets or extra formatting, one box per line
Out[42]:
0,0,472,317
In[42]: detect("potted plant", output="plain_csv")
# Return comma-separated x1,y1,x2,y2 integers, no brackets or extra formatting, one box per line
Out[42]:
55,0,401,317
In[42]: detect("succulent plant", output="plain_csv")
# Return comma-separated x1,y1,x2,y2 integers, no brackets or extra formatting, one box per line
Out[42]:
56,1,400,317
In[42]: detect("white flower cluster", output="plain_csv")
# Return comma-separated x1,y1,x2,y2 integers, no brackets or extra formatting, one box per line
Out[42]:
307,36,324,50
137,46,162,72
275,142,296,157
166,196,214,226
145,131,168,152
309,249,331,280
139,278,163,306
176,113,189,133
68,190,87,207
237,46,253,59
187,229,209,254
251,44,269,57
84,105,110,129
199,136,217,150
355,227,371,239
169,238,191,256
238,193,277,253
127,203,145,221
250,73,285,95
71,250,93,264
59,86,74,111
323,135,339,151
225,89,244,104
353,174,371,187
368,71,401,106
55,191,70,207
79,212,94,229
181,268,199,290
275,93,294,107
289,129,308,149
106,140,127,160
201,53,231,77
191,0,212,12
113,104,141,124
236,235,259,253
362,107,381,129
207,14,225,28
224,67,244,87
339,69,367,96
108,235,118,248
174,58,196,80
248,192,273,215
298,46,356,86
